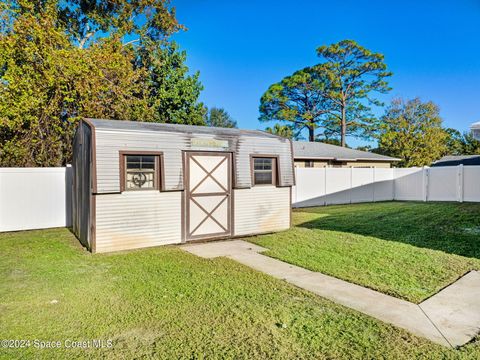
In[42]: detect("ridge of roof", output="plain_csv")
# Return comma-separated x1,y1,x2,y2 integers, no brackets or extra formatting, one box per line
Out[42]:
292,141,400,162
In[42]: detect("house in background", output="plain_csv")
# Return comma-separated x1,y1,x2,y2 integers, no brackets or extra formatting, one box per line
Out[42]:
72,119,294,253
292,141,399,168
471,121,480,140
431,155,480,167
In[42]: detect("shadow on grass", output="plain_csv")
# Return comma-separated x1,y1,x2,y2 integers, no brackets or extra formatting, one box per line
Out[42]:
295,202,480,260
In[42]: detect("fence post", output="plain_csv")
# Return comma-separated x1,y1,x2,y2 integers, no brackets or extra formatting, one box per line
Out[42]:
422,166,429,202
293,166,297,204
350,167,353,204
372,167,376,202
457,164,464,203
393,167,396,201
324,166,328,206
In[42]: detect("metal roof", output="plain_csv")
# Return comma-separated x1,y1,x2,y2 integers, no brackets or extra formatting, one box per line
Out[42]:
432,155,480,167
85,118,282,139
292,141,400,162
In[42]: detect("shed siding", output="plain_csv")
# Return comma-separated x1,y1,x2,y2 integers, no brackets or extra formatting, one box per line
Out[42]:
233,186,290,236
95,130,189,193
95,191,182,253
235,137,294,188
94,129,294,193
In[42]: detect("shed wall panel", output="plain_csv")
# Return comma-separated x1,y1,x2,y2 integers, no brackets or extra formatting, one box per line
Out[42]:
95,191,182,253
233,186,290,236
94,129,294,193
95,130,189,193
235,137,294,188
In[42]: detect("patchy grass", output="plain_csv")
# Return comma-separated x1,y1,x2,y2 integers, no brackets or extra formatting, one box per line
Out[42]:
250,202,480,304
1,228,479,359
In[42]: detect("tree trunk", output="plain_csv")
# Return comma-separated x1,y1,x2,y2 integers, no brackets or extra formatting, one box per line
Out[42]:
341,102,347,147
308,123,315,142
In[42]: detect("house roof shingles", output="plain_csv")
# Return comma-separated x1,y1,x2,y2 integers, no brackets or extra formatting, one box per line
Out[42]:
292,141,399,162
432,155,480,167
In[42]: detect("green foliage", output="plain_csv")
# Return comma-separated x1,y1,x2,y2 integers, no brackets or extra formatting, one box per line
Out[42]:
0,0,205,166
259,67,330,141
315,40,392,146
356,145,372,152
204,107,237,128
264,124,296,139
135,39,206,125
461,132,480,154
259,40,391,146
376,98,448,167
316,137,344,147
444,128,480,155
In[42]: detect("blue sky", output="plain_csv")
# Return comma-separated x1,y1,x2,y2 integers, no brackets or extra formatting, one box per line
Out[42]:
172,0,480,147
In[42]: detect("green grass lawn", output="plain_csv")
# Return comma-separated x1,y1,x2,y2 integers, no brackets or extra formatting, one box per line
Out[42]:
1,228,479,359
249,202,480,304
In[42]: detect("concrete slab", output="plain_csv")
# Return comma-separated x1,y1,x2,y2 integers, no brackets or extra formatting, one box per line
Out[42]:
229,252,448,347
181,240,480,348
181,240,266,259
228,252,313,280
420,271,480,347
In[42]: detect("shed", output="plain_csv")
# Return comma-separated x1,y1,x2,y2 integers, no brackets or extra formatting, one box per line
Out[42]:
72,119,294,253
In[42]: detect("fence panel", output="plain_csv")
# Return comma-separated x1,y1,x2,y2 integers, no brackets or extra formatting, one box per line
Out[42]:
350,168,375,203
393,168,424,201
373,168,395,202
293,168,327,207
427,167,458,201
464,166,480,202
325,168,352,205
0,167,72,232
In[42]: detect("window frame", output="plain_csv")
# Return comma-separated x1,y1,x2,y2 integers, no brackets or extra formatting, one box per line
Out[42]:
119,151,164,192
250,155,279,187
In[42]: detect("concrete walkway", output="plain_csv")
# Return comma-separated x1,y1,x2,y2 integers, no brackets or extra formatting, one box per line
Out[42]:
182,240,480,348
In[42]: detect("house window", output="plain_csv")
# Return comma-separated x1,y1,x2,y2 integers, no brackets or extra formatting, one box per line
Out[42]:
122,154,160,191
253,157,277,185
305,160,314,168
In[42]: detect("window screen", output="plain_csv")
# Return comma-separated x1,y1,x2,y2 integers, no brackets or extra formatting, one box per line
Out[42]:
124,155,158,190
253,157,276,185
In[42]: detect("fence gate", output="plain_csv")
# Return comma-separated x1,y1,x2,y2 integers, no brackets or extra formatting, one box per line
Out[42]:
185,152,232,241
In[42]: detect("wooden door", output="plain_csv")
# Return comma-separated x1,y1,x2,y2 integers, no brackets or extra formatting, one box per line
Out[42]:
185,152,232,241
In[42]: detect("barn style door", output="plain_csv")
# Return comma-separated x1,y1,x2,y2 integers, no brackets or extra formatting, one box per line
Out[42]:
185,152,232,241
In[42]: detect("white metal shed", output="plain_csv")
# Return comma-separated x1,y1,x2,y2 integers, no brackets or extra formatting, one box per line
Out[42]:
72,118,294,253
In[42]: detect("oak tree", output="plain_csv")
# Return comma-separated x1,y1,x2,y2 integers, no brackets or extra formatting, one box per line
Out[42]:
376,98,448,167
0,0,205,166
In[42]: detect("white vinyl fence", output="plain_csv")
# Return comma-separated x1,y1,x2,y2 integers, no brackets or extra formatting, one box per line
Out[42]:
0,167,72,232
293,165,480,207
0,165,478,232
